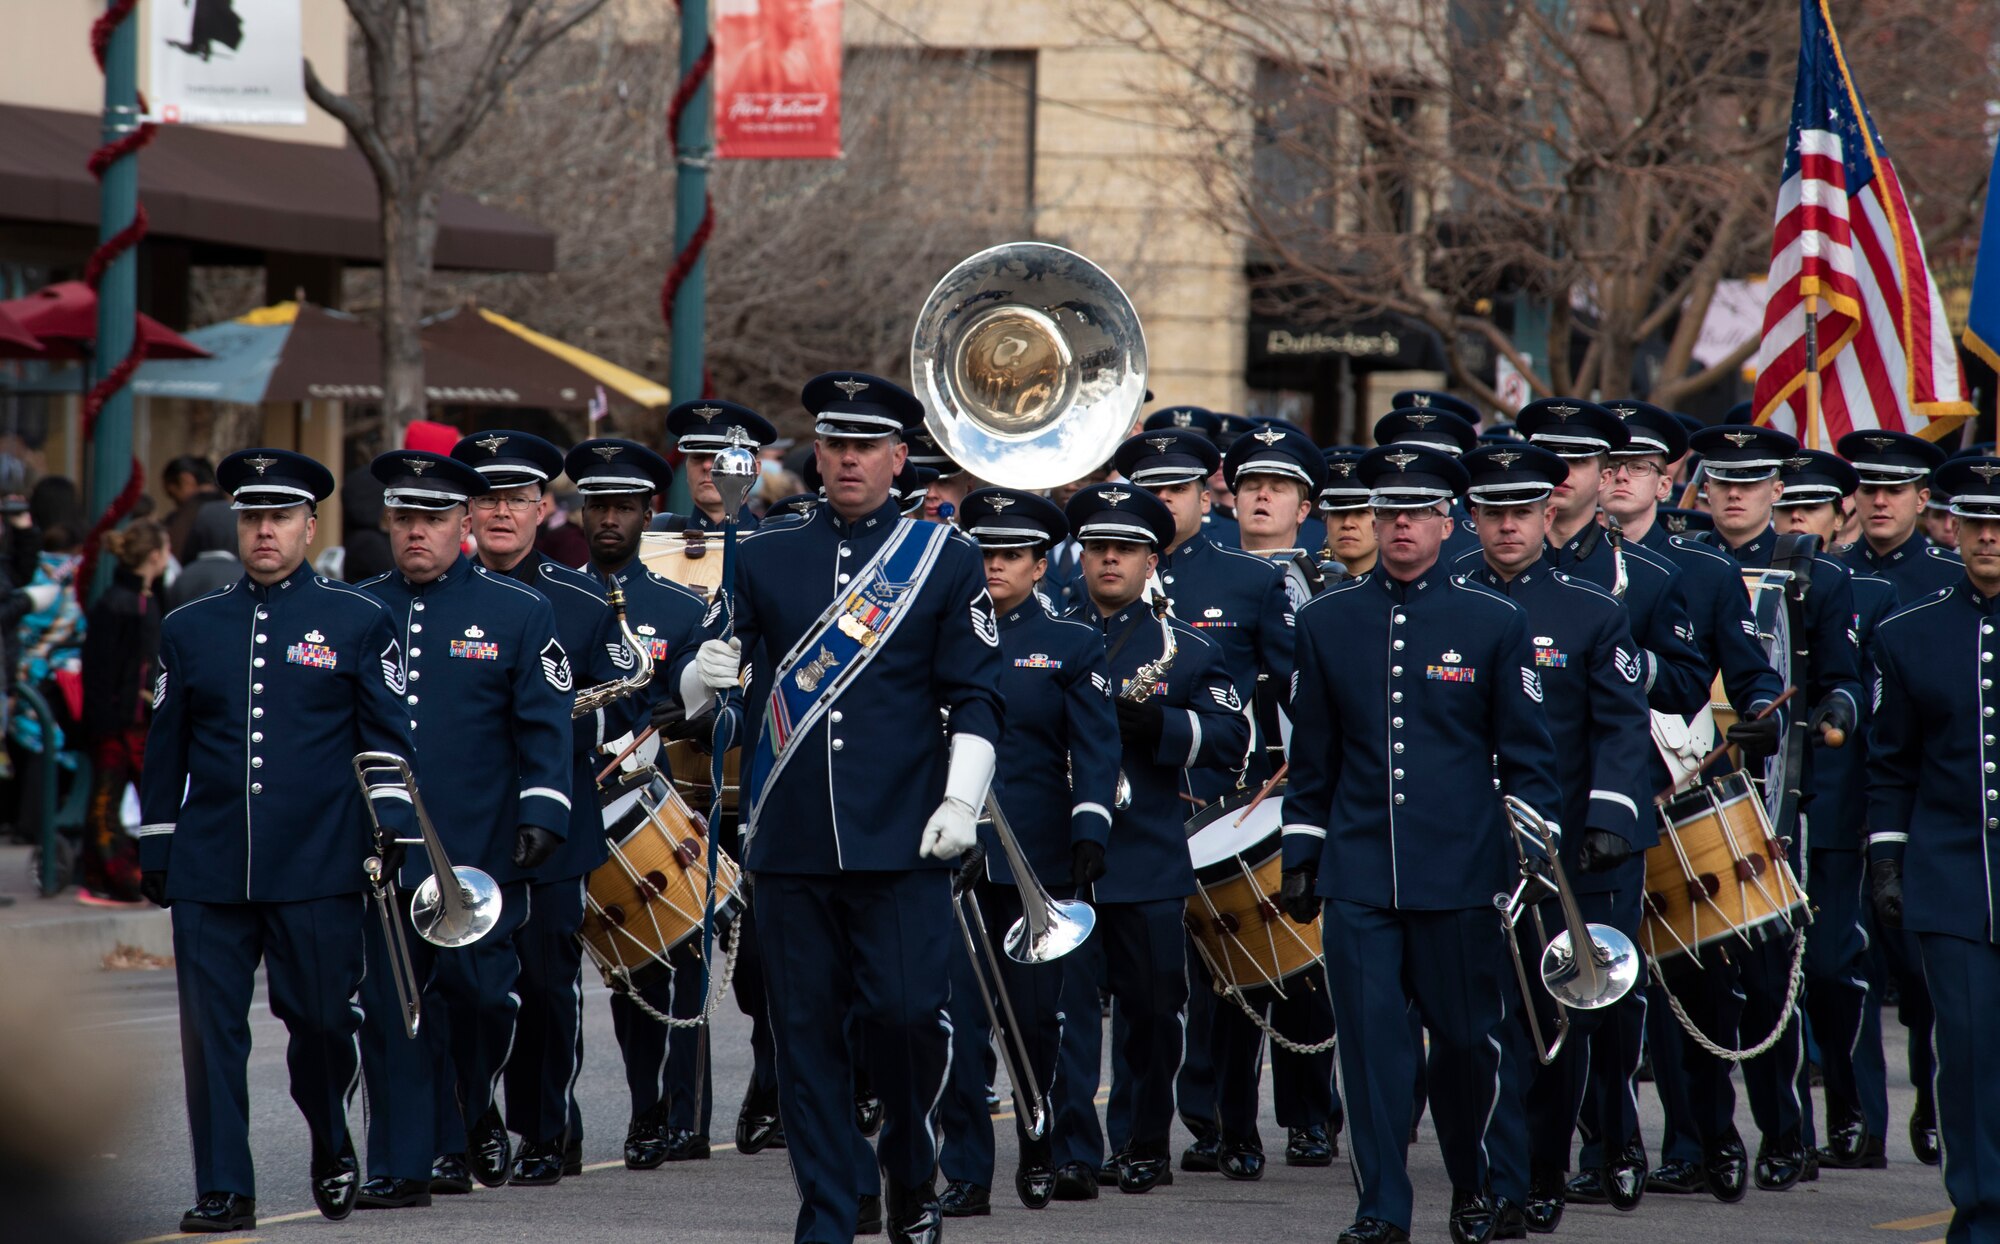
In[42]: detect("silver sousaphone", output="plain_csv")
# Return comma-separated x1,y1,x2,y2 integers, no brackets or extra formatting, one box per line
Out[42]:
910,242,1148,1134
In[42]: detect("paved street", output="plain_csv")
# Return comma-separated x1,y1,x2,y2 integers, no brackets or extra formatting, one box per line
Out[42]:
53,963,1952,1244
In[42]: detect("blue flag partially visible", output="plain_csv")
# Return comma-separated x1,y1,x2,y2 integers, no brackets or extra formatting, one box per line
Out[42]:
1965,138,2000,373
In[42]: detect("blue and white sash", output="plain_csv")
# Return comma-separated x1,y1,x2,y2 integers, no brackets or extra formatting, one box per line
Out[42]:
747,519,950,824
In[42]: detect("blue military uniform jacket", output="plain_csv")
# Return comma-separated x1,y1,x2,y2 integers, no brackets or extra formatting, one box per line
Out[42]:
1704,527,1863,738
1867,578,2000,943
360,554,575,884
680,498,1005,875
1078,607,1248,904
139,563,417,903
1282,563,1565,911
1157,534,1292,795
489,552,635,884
1460,561,1651,889
590,558,708,716
1201,509,1240,547
980,598,1120,885
1636,523,1785,715
1809,572,1894,852
1838,531,1961,604
1543,525,1708,717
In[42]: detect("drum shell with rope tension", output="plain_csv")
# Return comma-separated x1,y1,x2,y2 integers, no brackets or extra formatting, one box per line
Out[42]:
1642,769,1808,966
664,738,741,815
1183,790,1324,992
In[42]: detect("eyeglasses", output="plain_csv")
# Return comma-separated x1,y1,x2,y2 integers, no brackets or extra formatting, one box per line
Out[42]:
1606,461,1663,479
1370,506,1446,522
469,495,542,513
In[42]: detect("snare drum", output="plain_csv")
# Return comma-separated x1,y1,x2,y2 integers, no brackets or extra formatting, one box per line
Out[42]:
579,767,744,990
1641,770,1807,964
665,739,740,814
1184,789,1323,993
638,531,723,602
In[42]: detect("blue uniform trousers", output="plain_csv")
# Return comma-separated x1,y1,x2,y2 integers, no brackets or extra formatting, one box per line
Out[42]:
504,874,588,1148
1639,977,1705,1166
609,937,714,1135
1053,927,1109,1168
1174,950,1218,1136
360,879,531,1179
1919,932,2000,1244
1803,848,1889,1139
939,882,1066,1186
1658,930,1806,1149
1212,969,1340,1145
172,896,365,1199
1869,903,1938,1125
756,869,953,1244
1049,901,1187,1166
1324,899,1508,1230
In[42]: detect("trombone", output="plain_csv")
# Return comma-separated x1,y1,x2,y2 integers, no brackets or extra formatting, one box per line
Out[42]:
353,751,504,1038
952,795,1095,1139
1495,795,1641,1063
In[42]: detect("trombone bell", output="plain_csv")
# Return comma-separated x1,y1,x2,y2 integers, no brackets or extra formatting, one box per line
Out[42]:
1541,926,1642,1011
411,866,504,949
1004,894,1094,966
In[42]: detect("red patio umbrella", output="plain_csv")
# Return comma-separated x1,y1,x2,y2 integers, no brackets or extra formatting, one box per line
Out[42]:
0,304,42,356
0,280,208,360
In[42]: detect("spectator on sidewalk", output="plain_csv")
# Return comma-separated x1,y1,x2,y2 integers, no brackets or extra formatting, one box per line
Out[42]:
78,520,169,905
166,503,241,610
161,457,228,567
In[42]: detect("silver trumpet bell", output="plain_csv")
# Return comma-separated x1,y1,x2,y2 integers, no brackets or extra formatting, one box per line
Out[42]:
354,751,502,949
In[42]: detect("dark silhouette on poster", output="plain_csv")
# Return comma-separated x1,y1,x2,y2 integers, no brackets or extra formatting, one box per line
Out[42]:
166,0,244,62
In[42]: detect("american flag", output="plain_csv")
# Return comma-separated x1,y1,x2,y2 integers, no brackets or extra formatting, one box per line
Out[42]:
1751,0,1971,443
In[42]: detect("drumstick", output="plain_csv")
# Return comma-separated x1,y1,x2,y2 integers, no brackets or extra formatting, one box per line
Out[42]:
596,724,660,784
1233,763,1289,827
1654,687,1795,804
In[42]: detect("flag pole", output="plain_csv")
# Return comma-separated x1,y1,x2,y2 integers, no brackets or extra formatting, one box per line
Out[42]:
1803,293,1822,450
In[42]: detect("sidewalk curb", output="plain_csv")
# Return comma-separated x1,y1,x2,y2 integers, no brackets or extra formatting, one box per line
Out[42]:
0,901,173,973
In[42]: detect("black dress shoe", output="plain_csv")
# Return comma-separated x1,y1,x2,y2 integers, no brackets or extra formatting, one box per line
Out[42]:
1703,1131,1749,1203
1286,1123,1336,1165
312,1135,359,1221
856,1192,883,1235
1218,1139,1265,1181
1645,1157,1704,1193
665,1128,712,1161
855,1091,885,1138
1606,1140,1646,1211
1449,1187,1499,1244
1912,1101,1941,1166
938,1179,991,1217
884,1180,943,1244
179,1191,256,1232
470,1106,512,1187
625,1108,671,1170
430,1152,474,1194
1753,1129,1807,1191
1180,1132,1221,1172
357,1176,431,1209
1523,1168,1565,1233
1016,1163,1056,1209
1052,1161,1099,1201
1819,1131,1887,1169
737,1087,783,1154
1337,1216,1412,1244
1492,1196,1528,1240
510,1140,566,1187
1097,1151,1124,1185
1116,1148,1174,1193
1564,1167,1608,1204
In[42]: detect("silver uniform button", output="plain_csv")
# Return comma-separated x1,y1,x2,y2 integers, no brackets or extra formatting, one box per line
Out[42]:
831,710,843,723
1391,665,1402,676
252,683,264,694
413,602,425,611
410,648,421,658
1393,793,1405,805
253,657,265,668
832,738,844,751
411,623,422,633
839,548,852,558
251,783,263,795
1392,717,1403,728
1393,768,1404,780
1393,613,1406,624
1393,640,1405,651
251,732,263,744
1393,742,1404,753
252,707,263,719
409,670,420,681
252,757,263,768
407,694,419,705
1392,692,1403,703
839,574,851,584
256,634,267,644
257,610,268,620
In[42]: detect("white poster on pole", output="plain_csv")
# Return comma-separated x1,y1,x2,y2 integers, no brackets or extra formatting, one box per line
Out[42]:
148,0,306,126
1494,352,1534,415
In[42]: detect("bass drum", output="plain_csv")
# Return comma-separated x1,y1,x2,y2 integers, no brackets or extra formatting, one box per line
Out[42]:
1183,788,1323,993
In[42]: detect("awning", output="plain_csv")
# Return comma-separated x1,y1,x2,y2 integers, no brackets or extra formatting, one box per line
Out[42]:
0,104,554,273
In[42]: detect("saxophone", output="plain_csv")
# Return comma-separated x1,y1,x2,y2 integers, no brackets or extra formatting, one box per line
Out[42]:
572,585,655,718
1113,586,1178,809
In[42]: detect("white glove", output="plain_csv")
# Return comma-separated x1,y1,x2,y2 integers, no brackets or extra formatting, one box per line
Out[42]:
679,636,742,716
920,796,978,860
21,583,57,612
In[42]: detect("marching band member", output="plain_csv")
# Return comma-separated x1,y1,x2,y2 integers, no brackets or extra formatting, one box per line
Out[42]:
1051,481,1250,1194
142,449,416,1232
651,402,778,534
935,488,1119,1216
1868,453,2000,1244
1679,424,1862,1195
1451,444,1651,1236
452,430,634,1186
1318,449,1378,579
1280,443,1565,1244
1836,428,1958,1167
673,372,1006,1244
1144,406,1239,547
354,450,573,1207
1774,450,1895,1170
565,437,720,1170
1373,399,1481,562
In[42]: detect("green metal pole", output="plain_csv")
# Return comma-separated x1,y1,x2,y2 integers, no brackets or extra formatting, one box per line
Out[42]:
88,0,141,598
665,0,711,517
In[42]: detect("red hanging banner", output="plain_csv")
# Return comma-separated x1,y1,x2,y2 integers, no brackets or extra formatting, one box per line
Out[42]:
715,0,844,160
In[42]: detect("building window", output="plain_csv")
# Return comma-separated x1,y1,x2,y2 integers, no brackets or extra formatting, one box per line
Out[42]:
847,48,1035,215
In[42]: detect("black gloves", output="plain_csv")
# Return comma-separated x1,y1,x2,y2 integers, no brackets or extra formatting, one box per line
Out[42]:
1280,864,1319,924
1810,693,1855,746
953,843,988,897
1870,858,1903,929
1114,697,1165,749
649,694,686,735
1071,840,1106,887
513,824,560,871
1725,712,1782,760
375,838,408,880
1578,829,1634,874
140,870,170,909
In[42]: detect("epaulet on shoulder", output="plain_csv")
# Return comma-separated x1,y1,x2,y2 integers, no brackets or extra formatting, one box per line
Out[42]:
1298,575,1365,616
1214,543,1283,574
1881,586,1953,628
1619,540,1671,571
647,569,706,603
1666,533,1730,565
1167,616,1219,650
1448,573,1517,609
162,579,238,621
1549,571,1618,605
476,565,547,604
1925,545,1962,562
311,575,390,611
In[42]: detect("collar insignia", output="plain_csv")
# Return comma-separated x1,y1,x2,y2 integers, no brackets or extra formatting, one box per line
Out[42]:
245,454,276,476
833,378,869,400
